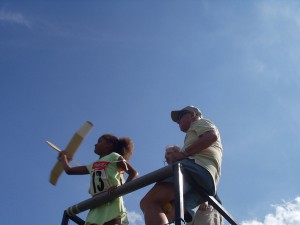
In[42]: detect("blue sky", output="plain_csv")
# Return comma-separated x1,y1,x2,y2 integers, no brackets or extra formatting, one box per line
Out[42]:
1,1,300,225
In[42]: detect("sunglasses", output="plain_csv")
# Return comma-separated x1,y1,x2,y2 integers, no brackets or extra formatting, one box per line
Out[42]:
178,111,192,120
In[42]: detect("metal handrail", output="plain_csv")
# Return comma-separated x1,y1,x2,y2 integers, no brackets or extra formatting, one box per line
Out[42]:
61,162,239,225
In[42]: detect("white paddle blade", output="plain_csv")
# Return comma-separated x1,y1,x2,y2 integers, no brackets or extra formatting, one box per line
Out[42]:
49,121,93,186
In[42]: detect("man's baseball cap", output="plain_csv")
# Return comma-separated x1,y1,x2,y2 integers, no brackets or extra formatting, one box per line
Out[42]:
171,106,202,122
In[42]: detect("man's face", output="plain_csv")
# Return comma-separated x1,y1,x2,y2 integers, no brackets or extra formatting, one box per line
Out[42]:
177,111,194,132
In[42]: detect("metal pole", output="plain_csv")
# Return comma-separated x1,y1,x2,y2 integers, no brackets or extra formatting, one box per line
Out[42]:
61,210,85,225
68,213,85,225
66,164,174,215
183,172,239,225
61,211,69,225
64,162,239,225
206,195,239,225
173,163,185,225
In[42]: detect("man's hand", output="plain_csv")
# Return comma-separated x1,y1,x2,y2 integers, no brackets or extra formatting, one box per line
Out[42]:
167,151,186,163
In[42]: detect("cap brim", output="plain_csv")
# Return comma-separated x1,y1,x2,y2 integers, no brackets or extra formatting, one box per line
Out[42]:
171,110,181,122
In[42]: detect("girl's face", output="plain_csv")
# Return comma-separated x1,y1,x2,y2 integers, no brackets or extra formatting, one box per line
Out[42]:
94,137,112,156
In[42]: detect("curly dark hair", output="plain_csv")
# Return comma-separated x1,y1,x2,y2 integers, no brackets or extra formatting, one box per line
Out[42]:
100,134,134,161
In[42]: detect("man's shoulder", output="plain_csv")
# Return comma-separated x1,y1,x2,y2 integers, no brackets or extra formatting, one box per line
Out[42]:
189,118,217,135
192,118,215,127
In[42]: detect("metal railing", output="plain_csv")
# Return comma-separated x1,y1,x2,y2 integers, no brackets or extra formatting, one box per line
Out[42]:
61,163,239,225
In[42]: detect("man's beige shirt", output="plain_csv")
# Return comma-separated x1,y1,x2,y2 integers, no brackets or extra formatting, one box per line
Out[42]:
181,119,223,188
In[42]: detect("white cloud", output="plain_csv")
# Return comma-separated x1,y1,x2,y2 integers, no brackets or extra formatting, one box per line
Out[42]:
241,197,300,225
237,1,300,88
259,1,300,27
0,8,31,28
127,210,144,225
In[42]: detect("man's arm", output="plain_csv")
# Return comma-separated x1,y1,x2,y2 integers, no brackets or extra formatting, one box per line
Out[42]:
183,130,217,155
171,130,217,162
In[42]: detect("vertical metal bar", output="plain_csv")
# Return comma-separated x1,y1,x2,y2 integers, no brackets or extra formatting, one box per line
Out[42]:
69,214,85,225
173,163,185,225
61,210,85,225
61,211,69,225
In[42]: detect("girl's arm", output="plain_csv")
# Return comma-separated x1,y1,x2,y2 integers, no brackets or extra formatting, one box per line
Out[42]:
116,156,139,183
58,152,89,175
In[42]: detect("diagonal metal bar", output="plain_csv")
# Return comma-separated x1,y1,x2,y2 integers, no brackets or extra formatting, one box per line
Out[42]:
61,211,85,225
61,211,69,225
183,171,239,225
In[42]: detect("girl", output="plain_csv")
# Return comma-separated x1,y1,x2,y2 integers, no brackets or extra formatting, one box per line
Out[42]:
58,134,139,225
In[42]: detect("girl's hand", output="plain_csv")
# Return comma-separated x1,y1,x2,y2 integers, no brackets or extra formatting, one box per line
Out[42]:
57,152,64,161
57,151,72,162
56,152,88,175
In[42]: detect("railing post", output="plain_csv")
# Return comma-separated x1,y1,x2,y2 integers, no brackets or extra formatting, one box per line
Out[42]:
173,163,185,225
69,213,85,225
61,211,69,225
61,210,85,225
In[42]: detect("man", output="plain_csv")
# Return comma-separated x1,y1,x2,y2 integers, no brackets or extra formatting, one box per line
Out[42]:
164,146,223,225
140,106,223,225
